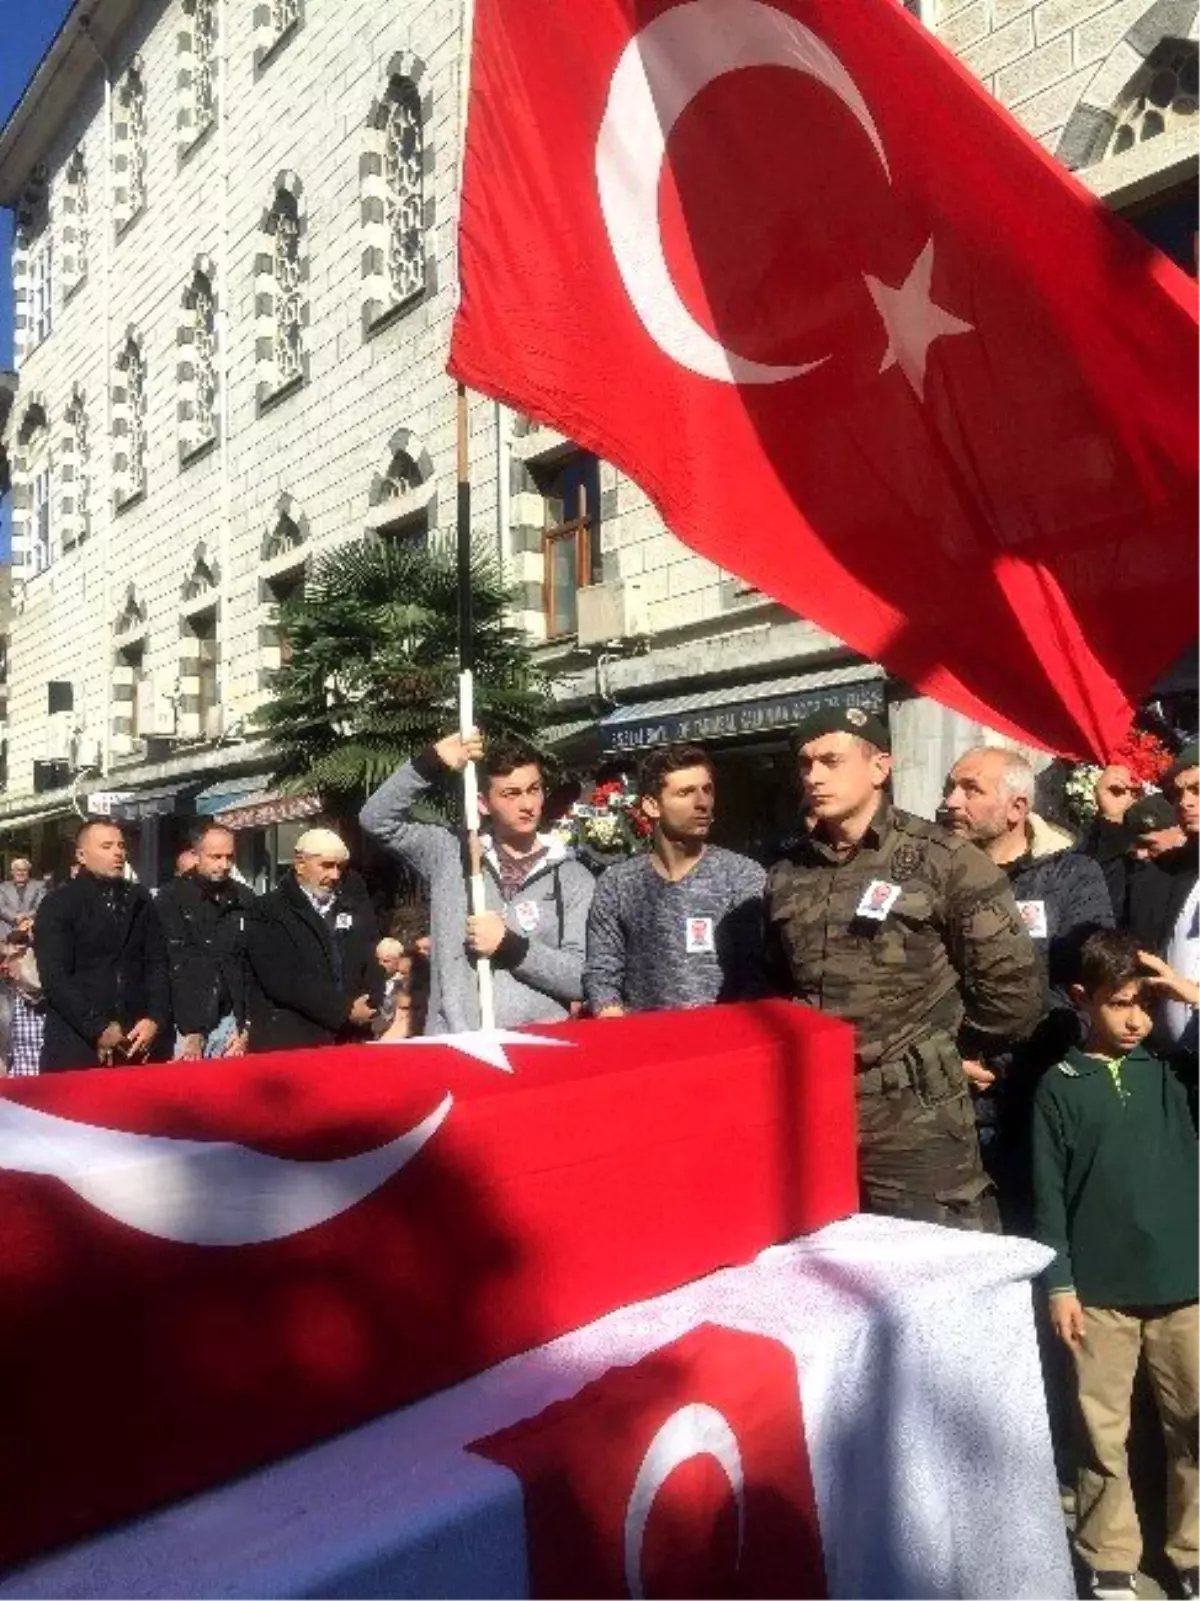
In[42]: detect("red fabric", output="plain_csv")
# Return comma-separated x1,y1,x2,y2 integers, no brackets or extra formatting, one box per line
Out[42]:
449,0,1198,762
0,1002,856,1567
471,1323,827,1599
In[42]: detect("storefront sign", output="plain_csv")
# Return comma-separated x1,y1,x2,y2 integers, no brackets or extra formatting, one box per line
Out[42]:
604,679,885,754
85,792,139,817
215,794,322,831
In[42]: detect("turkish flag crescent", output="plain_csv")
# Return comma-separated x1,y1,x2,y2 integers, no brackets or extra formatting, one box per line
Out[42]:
450,0,1198,762
471,1323,827,1599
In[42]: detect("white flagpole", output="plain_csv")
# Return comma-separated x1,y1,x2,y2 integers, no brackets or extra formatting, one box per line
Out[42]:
457,387,496,1033
453,0,494,1032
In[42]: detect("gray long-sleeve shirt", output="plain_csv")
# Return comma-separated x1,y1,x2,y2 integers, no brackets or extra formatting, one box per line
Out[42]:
360,751,595,1034
583,847,767,1014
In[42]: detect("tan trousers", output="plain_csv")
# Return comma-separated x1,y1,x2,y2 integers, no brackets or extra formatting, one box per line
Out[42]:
1073,1301,1199,1573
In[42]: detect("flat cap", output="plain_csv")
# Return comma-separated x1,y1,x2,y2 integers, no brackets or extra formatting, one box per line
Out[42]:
1163,740,1199,793
1124,792,1177,836
792,704,891,753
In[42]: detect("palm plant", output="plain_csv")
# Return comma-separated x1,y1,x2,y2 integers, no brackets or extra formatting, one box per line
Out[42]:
256,536,552,810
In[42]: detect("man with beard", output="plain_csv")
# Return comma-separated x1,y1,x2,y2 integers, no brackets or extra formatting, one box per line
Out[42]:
583,743,765,1015
941,746,1113,1224
766,708,1041,1231
156,824,256,1059
35,819,171,1071
245,829,382,1052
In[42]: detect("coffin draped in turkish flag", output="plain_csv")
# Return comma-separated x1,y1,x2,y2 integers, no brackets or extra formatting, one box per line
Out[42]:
0,1003,855,1567
449,0,1198,762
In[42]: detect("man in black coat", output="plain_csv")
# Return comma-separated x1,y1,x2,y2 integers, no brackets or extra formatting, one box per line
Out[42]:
155,823,256,1059
245,828,383,1053
35,820,171,1072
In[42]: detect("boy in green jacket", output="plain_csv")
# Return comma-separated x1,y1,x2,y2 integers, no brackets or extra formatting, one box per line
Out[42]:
1033,928,1198,1601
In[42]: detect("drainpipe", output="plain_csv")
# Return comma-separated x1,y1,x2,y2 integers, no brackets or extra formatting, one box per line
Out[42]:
216,0,232,733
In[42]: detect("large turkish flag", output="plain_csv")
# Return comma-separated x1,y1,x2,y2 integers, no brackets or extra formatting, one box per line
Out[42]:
450,0,1198,762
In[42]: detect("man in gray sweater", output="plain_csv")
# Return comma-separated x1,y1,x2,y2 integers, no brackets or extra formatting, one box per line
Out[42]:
584,744,767,1015
360,730,594,1034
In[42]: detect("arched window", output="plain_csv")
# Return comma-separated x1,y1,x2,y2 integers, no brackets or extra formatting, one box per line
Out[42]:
14,168,53,358
60,390,90,550
254,0,302,69
1106,39,1198,156
182,541,219,602
264,510,303,560
14,402,52,576
179,0,217,153
113,61,147,233
62,148,87,297
113,332,147,508
362,56,432,331
179,265,218,461
255,175,307,405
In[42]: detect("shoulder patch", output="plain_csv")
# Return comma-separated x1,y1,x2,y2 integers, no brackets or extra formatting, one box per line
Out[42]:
891,840,924,881
1055,1061,1079,1077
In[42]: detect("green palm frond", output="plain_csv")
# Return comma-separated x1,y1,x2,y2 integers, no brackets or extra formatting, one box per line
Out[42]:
255,537,554,811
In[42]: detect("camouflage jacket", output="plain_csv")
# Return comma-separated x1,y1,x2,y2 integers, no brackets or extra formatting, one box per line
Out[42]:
766,804,1044,1070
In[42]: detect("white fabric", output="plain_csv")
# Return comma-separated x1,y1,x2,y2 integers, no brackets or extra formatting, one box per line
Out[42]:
0,1216,1072,1601
1164,878,1200,1046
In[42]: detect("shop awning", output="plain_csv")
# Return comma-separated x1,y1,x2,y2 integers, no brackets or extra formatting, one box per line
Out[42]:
0,799,75,837
194,774,270,816
103,782,202,822
598,664,886,754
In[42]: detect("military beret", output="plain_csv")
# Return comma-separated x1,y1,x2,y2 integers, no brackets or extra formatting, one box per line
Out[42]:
792,704,891,753
1162,740,1199,793
1124,792,1177,836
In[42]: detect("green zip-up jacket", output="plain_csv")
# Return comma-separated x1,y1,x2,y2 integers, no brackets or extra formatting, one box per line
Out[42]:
1032,1043,1198,1306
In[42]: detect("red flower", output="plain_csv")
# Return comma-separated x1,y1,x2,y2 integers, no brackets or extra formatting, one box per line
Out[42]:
1113,730,1172,785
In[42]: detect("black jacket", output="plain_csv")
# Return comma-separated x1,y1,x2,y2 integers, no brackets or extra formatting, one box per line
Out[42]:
34,873,171,1071
1005,833,1115,1003
1127,841,1199,954
245,871,385,1053
155,874,257,1038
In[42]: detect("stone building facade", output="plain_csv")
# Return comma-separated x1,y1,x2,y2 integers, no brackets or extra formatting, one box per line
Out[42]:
0,0,1193,881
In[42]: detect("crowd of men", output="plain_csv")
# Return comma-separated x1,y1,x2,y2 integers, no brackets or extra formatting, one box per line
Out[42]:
2,709,1195,1596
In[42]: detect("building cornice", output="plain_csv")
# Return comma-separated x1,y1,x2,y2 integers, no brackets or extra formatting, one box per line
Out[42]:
0,0,143,207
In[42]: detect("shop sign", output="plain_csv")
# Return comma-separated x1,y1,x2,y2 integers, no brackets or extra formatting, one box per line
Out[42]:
605,679,885,754
85,792,140,817
214,794,322,831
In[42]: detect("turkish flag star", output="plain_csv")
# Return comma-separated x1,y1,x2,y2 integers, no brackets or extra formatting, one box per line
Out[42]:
864,238,974,399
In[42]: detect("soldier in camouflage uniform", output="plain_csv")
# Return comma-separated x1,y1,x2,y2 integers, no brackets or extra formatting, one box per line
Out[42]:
766,707,1044,1231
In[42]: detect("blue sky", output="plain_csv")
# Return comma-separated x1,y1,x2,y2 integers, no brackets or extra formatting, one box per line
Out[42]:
0,0,73,556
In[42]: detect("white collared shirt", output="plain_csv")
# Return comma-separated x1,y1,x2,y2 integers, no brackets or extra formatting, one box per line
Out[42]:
1165,879,1200,1047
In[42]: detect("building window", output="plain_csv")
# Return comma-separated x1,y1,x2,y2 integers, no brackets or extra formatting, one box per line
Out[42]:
535,453,601,639
63,148,88,295
254,0,302,69
27,228,53,347
113,61,147,233
384,79,425,305
255,175,307,406
119,640,150,741
264,509,304,560
12,403,52,577
61,390,90,550
361,55,432,332
1107,39,1199,156
113,332,147,508
182,542,219,603
182,607,220,736
179,265,218,461
178,0,218,153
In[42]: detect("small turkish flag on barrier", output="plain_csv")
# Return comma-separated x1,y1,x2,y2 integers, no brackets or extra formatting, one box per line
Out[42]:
450,0,1198,761
471,1323,827,1599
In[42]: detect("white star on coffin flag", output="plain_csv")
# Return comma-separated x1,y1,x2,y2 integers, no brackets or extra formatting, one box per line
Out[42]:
863,238,973,400
383,1029,574,1073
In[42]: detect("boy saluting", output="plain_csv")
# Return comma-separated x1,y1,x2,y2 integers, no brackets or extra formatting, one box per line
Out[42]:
1032,929,1198,1601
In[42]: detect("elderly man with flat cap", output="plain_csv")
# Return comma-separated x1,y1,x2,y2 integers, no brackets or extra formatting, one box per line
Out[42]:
766,706,1043,1231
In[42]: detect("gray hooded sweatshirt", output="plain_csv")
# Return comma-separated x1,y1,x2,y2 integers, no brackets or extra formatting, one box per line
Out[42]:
360,750,595,1034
